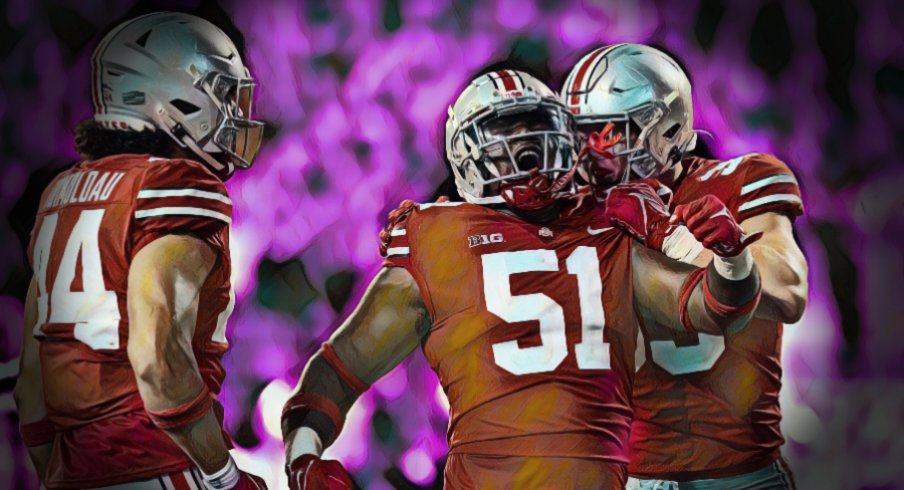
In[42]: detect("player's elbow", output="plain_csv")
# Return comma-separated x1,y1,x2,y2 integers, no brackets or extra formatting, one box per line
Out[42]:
766,263,808,323
774,282,808,324
13,361,40,415
13,377,29,411
758,245,809,323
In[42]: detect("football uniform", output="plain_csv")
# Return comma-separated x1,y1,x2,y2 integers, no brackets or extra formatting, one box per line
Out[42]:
27,154,235,489
383,201,638,489
629,153,804,481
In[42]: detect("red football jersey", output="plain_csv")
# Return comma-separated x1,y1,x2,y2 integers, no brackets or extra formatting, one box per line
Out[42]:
27,154,235,489
383,201,638,488
629,153,804,480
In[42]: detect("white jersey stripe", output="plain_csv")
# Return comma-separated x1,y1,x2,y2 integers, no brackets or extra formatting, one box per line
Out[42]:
390,228,407,236
160,475,176,490
740,174,798,195
135,207,232,224
138,189,232,205
183,469,200,490
420,201,466,209
738,194,802,213
386,247,410,256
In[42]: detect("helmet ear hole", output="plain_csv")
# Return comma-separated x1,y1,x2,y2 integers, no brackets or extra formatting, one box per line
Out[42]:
662,123,681,140
170,99,201,115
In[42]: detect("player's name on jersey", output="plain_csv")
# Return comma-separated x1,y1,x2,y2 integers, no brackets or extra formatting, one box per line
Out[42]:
43,170,126,210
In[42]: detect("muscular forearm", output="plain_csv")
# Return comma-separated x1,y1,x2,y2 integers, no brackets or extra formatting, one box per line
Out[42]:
283,352,365,461
159,409,231,473
283,266,429,482
685,250,762,334
688,228,806,324
129,318,229,474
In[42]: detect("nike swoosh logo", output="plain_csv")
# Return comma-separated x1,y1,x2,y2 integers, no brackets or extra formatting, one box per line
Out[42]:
587,226,614,235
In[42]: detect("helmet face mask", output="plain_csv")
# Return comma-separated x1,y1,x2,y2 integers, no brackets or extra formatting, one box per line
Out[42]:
90,12,264,177
575,102,668,181
201,72,264,169
466,107,573,191
446,70,577,209
562,44,697,183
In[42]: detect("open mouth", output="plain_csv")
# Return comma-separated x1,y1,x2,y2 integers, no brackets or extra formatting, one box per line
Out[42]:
513,144,542,172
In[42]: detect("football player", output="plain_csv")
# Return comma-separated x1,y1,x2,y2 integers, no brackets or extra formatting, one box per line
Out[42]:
282,70,765,489
13,12,266,490
562,43,808,489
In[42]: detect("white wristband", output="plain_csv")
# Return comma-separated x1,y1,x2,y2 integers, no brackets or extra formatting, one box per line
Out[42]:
713,248,754,280
286,426,324,463
202,455,240,490
662,225,705,264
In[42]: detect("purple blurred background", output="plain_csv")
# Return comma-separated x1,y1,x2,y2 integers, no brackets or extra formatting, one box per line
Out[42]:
1,0,902,488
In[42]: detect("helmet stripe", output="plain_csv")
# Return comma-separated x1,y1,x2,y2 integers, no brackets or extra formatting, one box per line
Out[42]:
496,70,517,92
568,48,606,107
508,70,525,92
568,44,626,108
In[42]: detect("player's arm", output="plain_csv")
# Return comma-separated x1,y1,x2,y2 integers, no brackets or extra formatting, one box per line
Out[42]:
127,234,244,485
633,242,760,335
684,213,807,323
281,266,430,489
13,279,53,482
126,160,264,488
606,185,762,334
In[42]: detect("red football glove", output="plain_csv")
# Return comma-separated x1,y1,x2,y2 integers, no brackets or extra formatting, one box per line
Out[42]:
671,195,762,257
578,122,626,192
234,471,268,490
580,121,624,161
602,179,675,250
288,454,355,490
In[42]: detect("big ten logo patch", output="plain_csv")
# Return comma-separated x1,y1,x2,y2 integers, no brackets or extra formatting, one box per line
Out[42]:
468,233,505,248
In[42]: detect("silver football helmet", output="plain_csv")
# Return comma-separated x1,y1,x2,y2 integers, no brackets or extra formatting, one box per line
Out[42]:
445,70,576,208
561,43,697,179
91,12,263,175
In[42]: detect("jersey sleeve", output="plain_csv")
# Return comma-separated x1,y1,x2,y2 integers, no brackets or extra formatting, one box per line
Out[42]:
131,159,232,258
735,153,804,222
381,205,437,318
381,202,417,269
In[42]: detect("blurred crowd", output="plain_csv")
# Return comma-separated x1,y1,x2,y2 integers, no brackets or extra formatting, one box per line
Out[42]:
1,0,902,488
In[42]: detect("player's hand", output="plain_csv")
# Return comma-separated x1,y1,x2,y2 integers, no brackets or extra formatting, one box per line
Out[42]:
288,454,355,490
234,470,268,489
578,122,626,191
581,121,623,160
603,179,674,250
670,194,762,257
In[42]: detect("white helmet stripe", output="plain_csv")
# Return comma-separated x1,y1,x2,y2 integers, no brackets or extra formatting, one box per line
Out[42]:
486,71,501,91
566,44,625,109
567,48,606,108
582,44,623,93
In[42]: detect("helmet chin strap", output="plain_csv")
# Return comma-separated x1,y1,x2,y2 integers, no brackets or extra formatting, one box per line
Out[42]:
500,165,579,211
177,131,235,177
